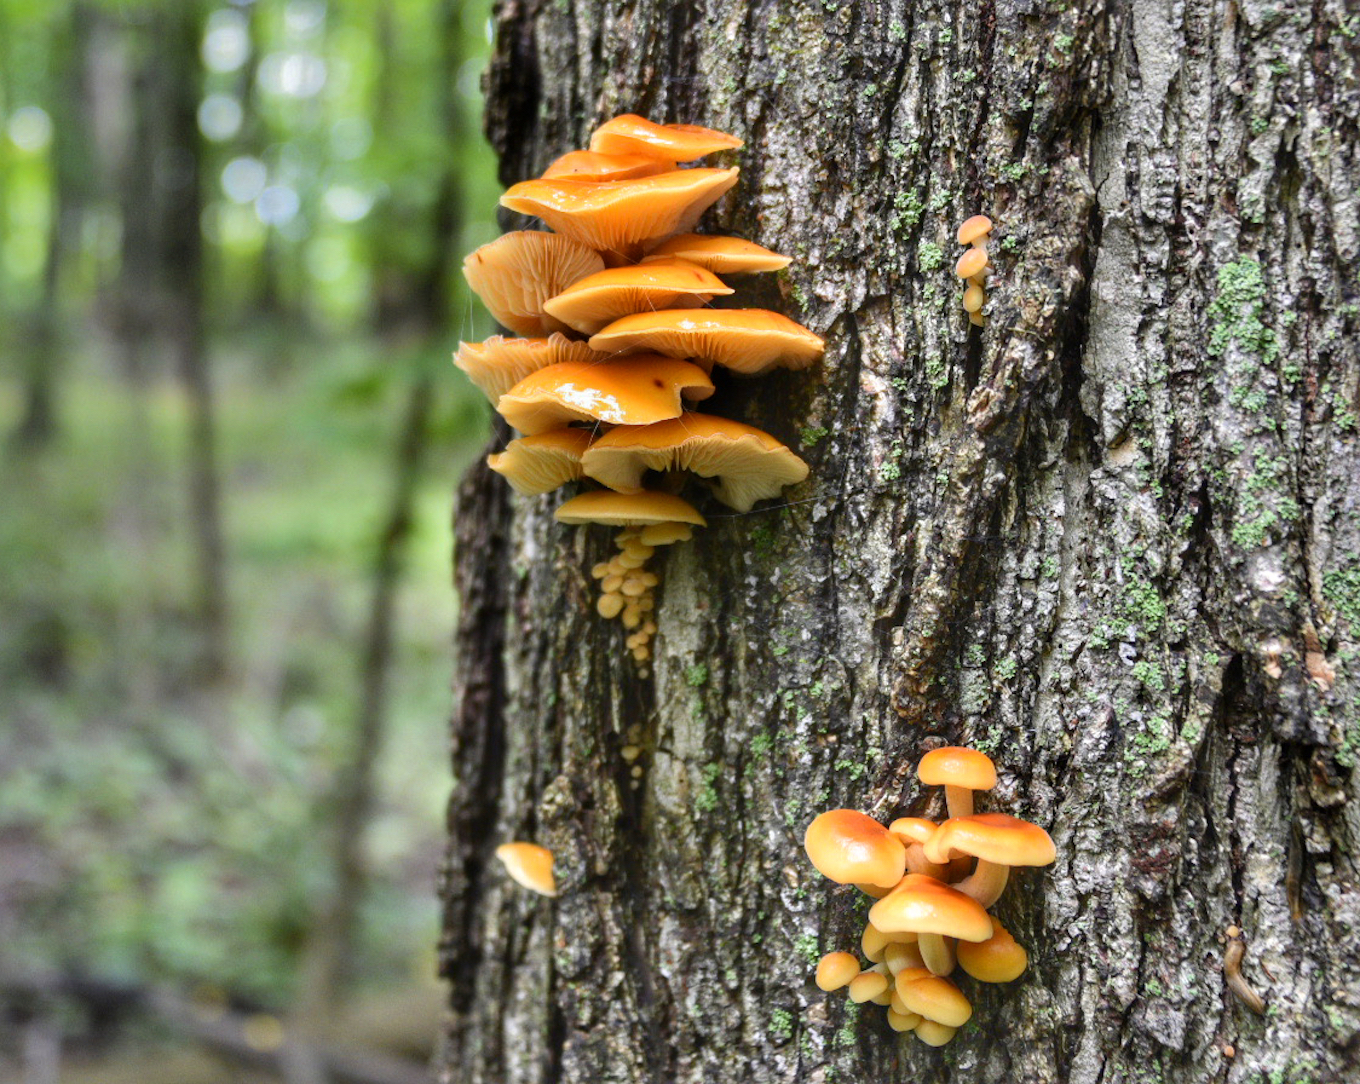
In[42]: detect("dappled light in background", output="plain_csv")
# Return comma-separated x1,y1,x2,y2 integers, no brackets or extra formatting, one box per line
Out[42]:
0,0,500,1078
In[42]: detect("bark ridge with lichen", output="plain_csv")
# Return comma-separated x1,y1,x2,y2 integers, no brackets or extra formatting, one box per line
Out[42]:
438,1,1360,1081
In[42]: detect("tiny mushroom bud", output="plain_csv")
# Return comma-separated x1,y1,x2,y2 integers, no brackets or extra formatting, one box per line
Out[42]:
804,810,908,889
962,284,986,313
815,951,861,992
913,1020,958,1047
917,746,997,819
954,246,989,280
495,842,557,897
886,1007,922,1033
847,969,891,1004
956,215,994,246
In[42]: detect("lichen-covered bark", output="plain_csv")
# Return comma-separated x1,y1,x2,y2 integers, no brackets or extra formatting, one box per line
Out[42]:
438,2,1360,1082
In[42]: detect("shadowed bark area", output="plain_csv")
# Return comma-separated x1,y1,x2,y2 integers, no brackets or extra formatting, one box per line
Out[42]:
438,1,1360,1082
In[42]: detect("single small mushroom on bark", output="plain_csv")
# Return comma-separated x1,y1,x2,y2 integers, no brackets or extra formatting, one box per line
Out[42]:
494,842,557,897
917,746,997,818
814,951,861,992
956,214,994,246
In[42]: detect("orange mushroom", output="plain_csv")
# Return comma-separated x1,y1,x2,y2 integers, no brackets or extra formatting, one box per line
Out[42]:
956,920,1028,983
956,214,994,246
868,874,993,976
454,333,601,403
495,355,714,435
495,842,557,897
580,414,809,512
542,149,675,181
487,429,594,495
542,258,733,335
588,113,742,162
918,747,996,818
643,233,791,274
462,231,605,336
499,169,740,263
923,813,1056,908
554,490,706,528
803,809,907,889
589,309,824,376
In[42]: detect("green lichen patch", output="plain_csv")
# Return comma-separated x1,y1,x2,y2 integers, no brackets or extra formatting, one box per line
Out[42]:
1207,258,1279,365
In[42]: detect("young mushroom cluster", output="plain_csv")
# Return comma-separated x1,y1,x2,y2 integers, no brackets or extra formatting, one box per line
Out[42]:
802,747,1053,1047
458,114,822,670
954,214,993,327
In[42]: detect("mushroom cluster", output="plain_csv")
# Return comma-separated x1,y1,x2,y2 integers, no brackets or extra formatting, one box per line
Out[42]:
954,214,993,327
802,747,1053,1047
458,115,822,669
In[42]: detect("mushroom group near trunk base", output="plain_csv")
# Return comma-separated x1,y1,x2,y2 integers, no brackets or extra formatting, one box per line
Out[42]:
458,114,820,669
802,747,1053,1047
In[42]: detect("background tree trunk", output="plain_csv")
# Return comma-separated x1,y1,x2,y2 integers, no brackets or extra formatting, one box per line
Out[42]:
438,2,1360,1082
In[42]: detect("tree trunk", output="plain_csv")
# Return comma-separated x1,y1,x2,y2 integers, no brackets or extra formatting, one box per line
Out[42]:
438,2,1360,1082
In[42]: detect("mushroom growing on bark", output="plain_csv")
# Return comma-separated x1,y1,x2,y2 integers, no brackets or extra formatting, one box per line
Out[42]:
589,308,825,375
923,812,1056,908
462,230,605,335
803,809,907,889
643,233,791,274
494,842,557,897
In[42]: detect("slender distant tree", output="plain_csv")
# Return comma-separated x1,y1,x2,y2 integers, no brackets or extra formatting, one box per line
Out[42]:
438,2,1360,1082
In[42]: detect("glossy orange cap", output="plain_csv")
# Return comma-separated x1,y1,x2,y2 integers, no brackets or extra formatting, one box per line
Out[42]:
589,309,824,376
588,114,742,162
803,809,907,889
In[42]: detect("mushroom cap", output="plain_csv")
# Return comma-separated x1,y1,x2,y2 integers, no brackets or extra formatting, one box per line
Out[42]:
499,169,740,260
954,246,989,279
956,922,1029,983
487,429,594,495
638,521,694,546
894,974,972,1028
923,812,1056,868
542,149,675,181
589,309,825,376
462,231,605,336
454,333,603,403
588,114,743,162
956,214,994,245
888,817,938,846
913,1019,959,1047
803,809,907,889
580,414,809,513
868,874,994,942
554,490,706,527
494,842,557,897
643,233,791,274
495,356,714,435
542,259,733,335
917,746,997,791
814,951,861,992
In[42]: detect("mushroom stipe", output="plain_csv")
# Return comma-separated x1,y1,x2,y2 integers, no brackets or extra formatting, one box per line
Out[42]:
804,747,1053,1046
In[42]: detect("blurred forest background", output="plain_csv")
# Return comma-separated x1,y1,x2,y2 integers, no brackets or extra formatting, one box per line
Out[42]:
0,0,498,1079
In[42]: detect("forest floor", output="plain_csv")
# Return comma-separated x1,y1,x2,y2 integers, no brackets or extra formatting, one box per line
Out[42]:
0,331,489,1074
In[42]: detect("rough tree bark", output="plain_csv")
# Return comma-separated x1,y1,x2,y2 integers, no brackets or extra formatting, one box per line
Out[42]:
439,2,1360,1082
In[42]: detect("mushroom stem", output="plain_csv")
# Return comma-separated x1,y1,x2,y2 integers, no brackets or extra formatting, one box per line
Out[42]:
904,842,950,880
917,933,956,977
943,784,974,818
956,860,1011,908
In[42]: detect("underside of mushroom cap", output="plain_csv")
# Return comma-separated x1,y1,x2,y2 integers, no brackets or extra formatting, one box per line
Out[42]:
454,333,603,403
868,874,994,942
588,114,743,162
643,233,791,274
542,149,676,181
589,308,825,375
496,355,714,435
542,258,733,335
554,489,706,527
499,169,740,262
487,429,594,495
462,231,605,336
580,413,808,512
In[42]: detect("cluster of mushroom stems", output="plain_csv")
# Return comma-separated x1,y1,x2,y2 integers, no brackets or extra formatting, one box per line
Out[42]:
456,114,822,670
954,214,994,327
803,748,1054,1046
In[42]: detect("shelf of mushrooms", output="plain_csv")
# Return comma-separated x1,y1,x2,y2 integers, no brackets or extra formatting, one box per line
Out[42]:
803,747,1054,1047
458,114,821,672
